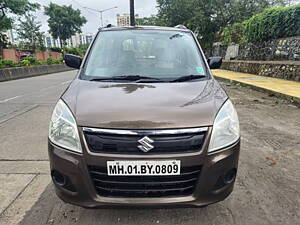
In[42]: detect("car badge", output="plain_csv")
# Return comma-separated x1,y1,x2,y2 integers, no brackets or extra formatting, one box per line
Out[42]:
138,136,154,152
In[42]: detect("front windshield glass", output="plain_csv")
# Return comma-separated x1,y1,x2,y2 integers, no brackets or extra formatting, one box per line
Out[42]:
81,29,208,81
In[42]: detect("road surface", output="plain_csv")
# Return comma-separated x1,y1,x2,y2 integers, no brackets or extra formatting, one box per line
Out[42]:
0,71,299,225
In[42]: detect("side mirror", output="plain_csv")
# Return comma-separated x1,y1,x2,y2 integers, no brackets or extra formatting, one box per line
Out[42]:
64,54,82,69
208,57,222,69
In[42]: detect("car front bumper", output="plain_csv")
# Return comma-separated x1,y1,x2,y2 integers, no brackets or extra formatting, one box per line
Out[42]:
48,132,240,208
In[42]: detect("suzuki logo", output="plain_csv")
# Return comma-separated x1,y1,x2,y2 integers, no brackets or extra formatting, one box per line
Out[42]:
138,136,154,152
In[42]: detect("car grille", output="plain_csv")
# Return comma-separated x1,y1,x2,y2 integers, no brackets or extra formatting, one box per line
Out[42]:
83,128,207,154
88,165,202,198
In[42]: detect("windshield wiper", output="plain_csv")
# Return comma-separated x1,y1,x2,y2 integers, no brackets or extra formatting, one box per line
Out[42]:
171,74,206,82
89,75,162,82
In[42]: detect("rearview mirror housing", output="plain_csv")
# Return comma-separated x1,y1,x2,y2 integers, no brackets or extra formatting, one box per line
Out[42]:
208,57,222,69
64,54,82,69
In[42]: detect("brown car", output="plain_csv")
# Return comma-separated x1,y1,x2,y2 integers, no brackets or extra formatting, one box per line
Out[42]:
48,25,240,208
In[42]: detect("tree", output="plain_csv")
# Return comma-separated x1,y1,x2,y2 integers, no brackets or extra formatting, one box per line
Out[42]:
44,3,87,47
156,0,284,47
0,0,39,48
17,14,45,50
136,15,165,26
156,0,194,27
0,33,8,48
269,0,298,6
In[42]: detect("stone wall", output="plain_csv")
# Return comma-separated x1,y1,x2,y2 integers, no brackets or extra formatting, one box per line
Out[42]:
225,45,239,60
0,64,73,82
221,60,300,82
207,36,300,61
204,43,227,59
237,36,300,61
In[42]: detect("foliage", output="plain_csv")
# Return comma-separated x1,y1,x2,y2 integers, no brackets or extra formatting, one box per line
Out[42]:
17,14,45,50
44,3,87,47
20,59,30,67
22,56,42,65
78,44,89,54
136,15,165,26
51,45,87,56
222,22,247,45
219,3,300,44
50,47,62,53
244,4,300,42
46,57,55,65
46,57,63,65
0,59,18,68
63,46,88,56
50,46,88,56
0,0,40,31
50,45,87,56
17,42,35,51
275,0,299,6
0,0,39,48
156,0,193,27
0,57,63,69
155,0,291,47
63,46,80,55
0,32,8,49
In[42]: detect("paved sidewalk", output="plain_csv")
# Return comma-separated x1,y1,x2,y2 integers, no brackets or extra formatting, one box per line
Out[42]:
213,69,300,103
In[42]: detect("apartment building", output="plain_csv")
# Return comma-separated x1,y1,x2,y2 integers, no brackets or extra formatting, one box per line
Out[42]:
117,14,139,26
44,33,95,48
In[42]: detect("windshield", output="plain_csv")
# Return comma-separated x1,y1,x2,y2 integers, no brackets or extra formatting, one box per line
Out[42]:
81,29,208,81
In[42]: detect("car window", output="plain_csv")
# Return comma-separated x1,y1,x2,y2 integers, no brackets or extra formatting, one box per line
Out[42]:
82,30,208,80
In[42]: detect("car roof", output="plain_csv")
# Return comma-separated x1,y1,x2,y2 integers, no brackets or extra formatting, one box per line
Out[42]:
100,25,192,33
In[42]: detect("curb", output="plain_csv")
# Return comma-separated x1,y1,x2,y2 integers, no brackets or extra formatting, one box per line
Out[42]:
0,64,74,82
215,76,300,106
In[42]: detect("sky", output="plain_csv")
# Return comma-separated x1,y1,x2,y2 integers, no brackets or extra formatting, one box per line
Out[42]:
31,0,158,34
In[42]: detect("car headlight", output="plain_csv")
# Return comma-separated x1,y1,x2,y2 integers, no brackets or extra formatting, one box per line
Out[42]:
49,99,82,153
208,99,240,153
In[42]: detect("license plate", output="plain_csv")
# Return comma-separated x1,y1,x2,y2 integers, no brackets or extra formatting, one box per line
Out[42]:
107,160,181,176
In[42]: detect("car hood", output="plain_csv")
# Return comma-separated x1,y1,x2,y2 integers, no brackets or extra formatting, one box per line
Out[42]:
62,78,228,129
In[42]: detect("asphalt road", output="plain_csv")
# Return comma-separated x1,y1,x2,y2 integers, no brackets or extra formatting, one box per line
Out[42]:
0,71,74,225
0,71,299,225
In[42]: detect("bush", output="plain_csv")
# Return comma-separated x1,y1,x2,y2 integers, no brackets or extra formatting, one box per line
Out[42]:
50,47,62,53
20,59,30,67
0,59,18,69
245,4,300,42
22,56,42,65
0,56,63,69
47,57,63,65
56,57,64,64
46,57,55,65
63,47,81,56
222,22,247,45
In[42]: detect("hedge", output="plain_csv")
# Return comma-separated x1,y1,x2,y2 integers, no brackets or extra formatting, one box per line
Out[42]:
245,4,300,42
50,46,88,55
221,4,300,45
